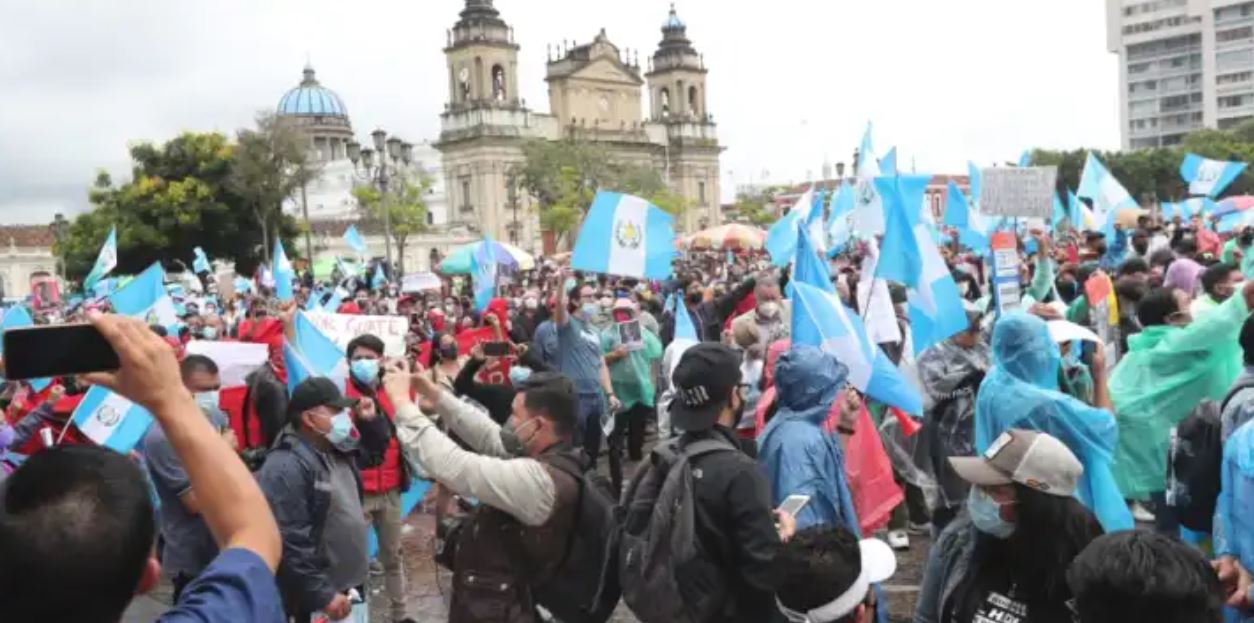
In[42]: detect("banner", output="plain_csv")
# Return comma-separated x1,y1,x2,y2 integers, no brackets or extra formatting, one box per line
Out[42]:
185,341,269,387
990,232,1021,315
981,166,1058,217
303,312,409,358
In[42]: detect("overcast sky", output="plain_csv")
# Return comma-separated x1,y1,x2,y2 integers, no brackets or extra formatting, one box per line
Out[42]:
0,0,1119,225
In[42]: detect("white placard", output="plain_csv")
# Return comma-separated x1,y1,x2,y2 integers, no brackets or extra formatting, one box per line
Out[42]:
185,341,269,387
401,272,443,293
981,166,1058,217
302,312,409,357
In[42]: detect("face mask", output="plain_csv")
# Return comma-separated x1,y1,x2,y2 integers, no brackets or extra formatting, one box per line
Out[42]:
350,359,380,385
508,366,533,386
194,390,220,412
581,303,600,319
202,326,218,340
968,488,1015,539
757,301,780,320
524,297,538,310
439,344,459,359
598,296,613,309
686,291,702,305
324,410,354,446
499,416,541,457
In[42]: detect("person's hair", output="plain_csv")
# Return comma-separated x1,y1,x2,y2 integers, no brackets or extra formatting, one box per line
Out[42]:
1067,530,1223,623
1241,314,1254,367
1116,257,1149,278
1149,248,1178,270
1137,287,1183,327
179,354,219,381
775,525,864,623
346,333,385,358
519,372,578,437
1199,263,1236,297
0,445,156,622
1176,236,1199,257
1114,276,1149,306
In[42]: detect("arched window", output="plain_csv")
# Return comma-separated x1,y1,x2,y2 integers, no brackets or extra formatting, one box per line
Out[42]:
659,88,671,118
491,65,506,101
689,86,700,116
474,57,484,100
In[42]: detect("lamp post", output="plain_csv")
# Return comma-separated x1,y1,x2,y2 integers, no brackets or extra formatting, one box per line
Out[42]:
506,170,519,245
347,128,413,273
50,213,69,281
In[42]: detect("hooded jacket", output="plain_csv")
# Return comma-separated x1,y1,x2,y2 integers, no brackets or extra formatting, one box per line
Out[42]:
974,313,1133,532
916,336,992,510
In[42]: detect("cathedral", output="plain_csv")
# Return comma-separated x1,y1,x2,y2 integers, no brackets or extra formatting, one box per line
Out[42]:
436,0,724,252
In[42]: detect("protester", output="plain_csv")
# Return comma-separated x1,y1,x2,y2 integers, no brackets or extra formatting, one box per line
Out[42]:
1193,262,1243,318
344,333,417,623
600,298,662,493
775,525,897,623
0,312,283,621
553,271,620,462
1221,315,1254,439
914,429,1103,623
729,272,790,349
663,273,757,343
1069,530,1226,623
257,376,378,622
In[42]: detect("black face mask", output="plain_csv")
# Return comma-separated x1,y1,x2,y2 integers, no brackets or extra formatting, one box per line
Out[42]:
1241,233,1254,248
1056,279,1078,303
686,292,702,305
439,344,459,360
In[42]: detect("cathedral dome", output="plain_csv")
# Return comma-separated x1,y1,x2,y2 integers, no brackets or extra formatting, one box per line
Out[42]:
663,4,685,30
277,64,348,118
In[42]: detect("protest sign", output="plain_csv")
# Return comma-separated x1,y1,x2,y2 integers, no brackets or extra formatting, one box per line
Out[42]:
1084,271,1121,373
990,232,1021,315
401,272,443,293
618,320,643,352
185,341,269,387
303,311,409,357
981,166,1058,218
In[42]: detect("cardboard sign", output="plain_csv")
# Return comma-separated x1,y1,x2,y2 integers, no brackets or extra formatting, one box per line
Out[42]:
981,166,1058,218
303,312,409,358
618,320,643,352
990,232,1021,315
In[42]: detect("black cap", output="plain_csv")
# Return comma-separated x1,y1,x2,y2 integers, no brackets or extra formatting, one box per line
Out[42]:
670,343,742,431
287,377,357,422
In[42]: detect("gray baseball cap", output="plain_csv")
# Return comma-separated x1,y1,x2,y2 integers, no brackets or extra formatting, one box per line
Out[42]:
949,429,1083,497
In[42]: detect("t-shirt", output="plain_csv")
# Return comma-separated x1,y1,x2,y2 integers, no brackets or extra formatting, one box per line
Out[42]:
156,548,283,622
143,424,218,576
323,453,369,592
951,578,1030,623
557,316,606,395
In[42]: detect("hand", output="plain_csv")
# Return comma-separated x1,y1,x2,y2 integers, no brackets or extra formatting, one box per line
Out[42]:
1234,561,1254,610
1216,556,1241,602
470,342,485,362
324,593,352,620
356,397,378,421
278,301,298,327
382,359,415,407
611,346,629,360
1028,302,1062,321
608,394,622,413
47,384,65,403
484,313,500,327
774,510,797,542
839,389,862,431
1089,341,1107,379
82,312,191,414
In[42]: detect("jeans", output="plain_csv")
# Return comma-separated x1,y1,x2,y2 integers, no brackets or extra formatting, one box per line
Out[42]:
576,391,607,462
364,489,408,621
607,403,650,493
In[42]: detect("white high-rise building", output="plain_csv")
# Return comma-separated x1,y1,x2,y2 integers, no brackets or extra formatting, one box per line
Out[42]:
1107,0,1254,149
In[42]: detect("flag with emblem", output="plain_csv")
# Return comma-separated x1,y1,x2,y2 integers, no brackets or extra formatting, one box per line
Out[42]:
571,191,674,280
1180,153,1247,198
192,247,211,274
83,227,118,292
109,262,179,330
852,123,885,236
71,385,153,453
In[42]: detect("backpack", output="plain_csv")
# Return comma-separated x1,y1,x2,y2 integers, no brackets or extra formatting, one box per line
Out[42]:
519,450,622,623
618,436,738,623
1167,399,1224,532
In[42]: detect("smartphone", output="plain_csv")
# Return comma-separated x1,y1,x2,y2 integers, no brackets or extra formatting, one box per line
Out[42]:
777,494,811,516
3,324,121,380
483,341,510,357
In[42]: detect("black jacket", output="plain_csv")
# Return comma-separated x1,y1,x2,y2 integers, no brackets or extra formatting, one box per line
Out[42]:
243,364,287,449
681,425,780,623
453,357,517,425
661,277,756,345
349,377,412,492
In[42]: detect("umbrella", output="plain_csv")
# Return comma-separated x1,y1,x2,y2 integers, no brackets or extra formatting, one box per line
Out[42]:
682,223,767,250
1216,196,1254,217
439,240,536,274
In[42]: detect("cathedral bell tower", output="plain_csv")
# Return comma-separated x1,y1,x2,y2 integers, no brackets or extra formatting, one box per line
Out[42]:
444,0,521,111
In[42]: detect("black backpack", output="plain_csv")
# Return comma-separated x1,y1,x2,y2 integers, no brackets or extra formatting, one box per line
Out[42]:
618,436,738,623
517,450,621,623
1167,400,1224,532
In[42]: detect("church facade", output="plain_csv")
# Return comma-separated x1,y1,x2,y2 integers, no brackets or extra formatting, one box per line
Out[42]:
436,0,723,252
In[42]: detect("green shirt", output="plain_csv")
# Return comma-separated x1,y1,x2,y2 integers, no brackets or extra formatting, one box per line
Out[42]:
600,324,663,409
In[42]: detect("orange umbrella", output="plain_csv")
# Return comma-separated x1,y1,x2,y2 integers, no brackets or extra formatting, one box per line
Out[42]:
683,223,767,250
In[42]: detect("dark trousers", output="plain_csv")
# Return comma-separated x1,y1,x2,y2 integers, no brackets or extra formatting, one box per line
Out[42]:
576,391,607,462
608,403,650,493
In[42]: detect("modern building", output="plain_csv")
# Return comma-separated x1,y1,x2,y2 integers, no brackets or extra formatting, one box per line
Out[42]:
1107,0,1254,149
435,0,724,252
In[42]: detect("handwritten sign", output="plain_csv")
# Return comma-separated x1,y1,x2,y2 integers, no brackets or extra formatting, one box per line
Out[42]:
303,312,410,358
990,232,1021,315
981,166,1058,218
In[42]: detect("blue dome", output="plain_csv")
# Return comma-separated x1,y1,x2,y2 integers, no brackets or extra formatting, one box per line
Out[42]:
664,4,685,29
277,65,348,117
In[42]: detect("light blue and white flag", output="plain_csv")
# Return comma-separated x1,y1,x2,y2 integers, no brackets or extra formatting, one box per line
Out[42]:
192,247,211,274
880,147,898,176
1017,150,1032,168
792,225,832,295
471,238,498,312
83,227,118,292
805,188,829,256
1051,193,1067,232
284,311,348,393
272,239,294,302
670,292,699,342
943,180,988,251
71,385,153,454
852,123,885,236
1181,153,1247,198
572,191,675,280
371,263,388,290
343,225,369,256
323,287,348,313
791,280,924,415
0,306,34,356
109,262,179,330
233,276,253,295
335,256,360,278
967,162,983,204
826,181,856,252
765,186,814,266
1161,197,1216,221
1077,152,1136,230
875,175,968,355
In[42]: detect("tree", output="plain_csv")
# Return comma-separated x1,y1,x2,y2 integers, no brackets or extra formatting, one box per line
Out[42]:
230,112,319,261
352,172,432,274
728,187,779,226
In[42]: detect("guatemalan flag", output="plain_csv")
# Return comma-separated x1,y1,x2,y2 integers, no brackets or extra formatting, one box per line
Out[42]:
83,226,118,292
875,175,968,355
852,123,885,236
879,147,898,176
1180,153,1247,198
571,191,675,280
827,181,856,253
943,180,988,251
192,247,211,274
71,385,153,454
967,162,983,206
109,262,179,331
1162,197,1217,221
1078,153,1137,230
766,186,814,266
343,225,369,256
273,238,295,302
284,311,348,393
470,238,498,312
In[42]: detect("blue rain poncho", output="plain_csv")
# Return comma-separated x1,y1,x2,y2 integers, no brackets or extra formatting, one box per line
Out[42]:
758,345,860,533
974,313,1134,532
1216,420,1254,622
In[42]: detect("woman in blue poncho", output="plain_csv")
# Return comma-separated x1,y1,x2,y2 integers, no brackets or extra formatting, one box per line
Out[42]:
973,312,1134,532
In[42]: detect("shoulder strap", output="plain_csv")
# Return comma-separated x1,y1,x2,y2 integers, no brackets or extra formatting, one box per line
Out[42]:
1220,379,1254,414
681,436,738,460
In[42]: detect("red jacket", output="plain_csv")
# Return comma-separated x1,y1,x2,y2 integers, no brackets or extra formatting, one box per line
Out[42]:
346,381,406,494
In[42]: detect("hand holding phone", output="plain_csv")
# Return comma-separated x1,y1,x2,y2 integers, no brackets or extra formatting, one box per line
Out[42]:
777,494,811,517
2,324,121,380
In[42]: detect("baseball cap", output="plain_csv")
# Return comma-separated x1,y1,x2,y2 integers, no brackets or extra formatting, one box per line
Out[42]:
949,429,1083,497
287,377,357,422
670,343,742,431
777,537,897,623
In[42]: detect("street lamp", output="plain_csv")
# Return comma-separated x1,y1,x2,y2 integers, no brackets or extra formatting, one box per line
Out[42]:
348,128,413,272
506,170,519,245
49,213,69,281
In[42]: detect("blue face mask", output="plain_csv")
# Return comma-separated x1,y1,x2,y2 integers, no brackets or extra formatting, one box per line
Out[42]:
968,487,1015,539
325,410,355,446
508,366,533,386
581,303,600,319
202,326,218,340
350,359,380,385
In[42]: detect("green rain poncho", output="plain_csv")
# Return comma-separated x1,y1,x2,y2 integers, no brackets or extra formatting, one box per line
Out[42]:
1109,293,1248,499
601,323,663,410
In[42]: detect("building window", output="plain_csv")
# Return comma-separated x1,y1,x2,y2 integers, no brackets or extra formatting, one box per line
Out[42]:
698,181,707,206
1219,94,1253,108
492,65,507,101
688,86,700,117
1218,26,1254,43
1217,49,1254,71
1218,70,1254,85
460,177,472,211
659,88,671,118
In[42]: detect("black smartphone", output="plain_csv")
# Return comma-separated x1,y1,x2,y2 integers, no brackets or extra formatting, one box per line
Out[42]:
482,341,510,357
3,324,121,380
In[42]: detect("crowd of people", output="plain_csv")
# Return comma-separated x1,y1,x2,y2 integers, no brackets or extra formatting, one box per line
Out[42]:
4,207,1254,623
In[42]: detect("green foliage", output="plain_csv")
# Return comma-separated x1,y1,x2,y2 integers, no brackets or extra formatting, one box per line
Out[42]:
230,113,318,261
352,172,431,273
729,187,779,226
